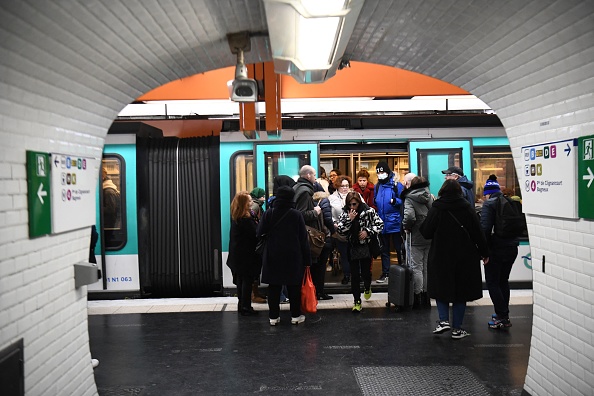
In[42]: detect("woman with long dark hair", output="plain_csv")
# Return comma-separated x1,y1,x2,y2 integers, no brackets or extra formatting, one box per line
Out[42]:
227,191,260,316
420,179,489,339
337,192,384,312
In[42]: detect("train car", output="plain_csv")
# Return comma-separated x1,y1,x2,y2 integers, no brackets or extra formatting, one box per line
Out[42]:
89,116,532,299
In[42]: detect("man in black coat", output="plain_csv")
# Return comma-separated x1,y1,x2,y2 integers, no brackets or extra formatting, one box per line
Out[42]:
480,175,519,330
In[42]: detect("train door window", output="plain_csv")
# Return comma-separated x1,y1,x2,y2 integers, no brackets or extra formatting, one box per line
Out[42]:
474,148,520,197
263,151,309,198
417,148,462,197
101,155,127,250
231,151,254,198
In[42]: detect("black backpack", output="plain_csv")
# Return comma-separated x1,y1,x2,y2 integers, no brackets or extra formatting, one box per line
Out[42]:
494,196,527,238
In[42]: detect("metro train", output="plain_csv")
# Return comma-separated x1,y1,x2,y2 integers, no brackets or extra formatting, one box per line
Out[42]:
88,116,532,298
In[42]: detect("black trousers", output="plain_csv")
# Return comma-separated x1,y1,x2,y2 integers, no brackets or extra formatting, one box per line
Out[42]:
268,284,301,319
350,258,372,303
236,274,253,311
485,245,518,319
312,244,332,296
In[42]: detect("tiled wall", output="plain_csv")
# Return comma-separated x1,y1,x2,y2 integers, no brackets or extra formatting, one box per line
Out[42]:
0,1,592,395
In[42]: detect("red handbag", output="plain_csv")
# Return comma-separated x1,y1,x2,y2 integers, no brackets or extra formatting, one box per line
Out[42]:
301,266,318,313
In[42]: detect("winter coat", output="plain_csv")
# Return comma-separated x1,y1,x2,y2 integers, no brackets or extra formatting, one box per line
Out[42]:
353,181,376,209
337,203,384,245
458,175,475,206
374,174,404,234
257,197,310,286
402,181,433,246
328,190,348,223
480,192,520,251
420,195,488,302
227,216,260,280
293,177,319,229
313,191,336,234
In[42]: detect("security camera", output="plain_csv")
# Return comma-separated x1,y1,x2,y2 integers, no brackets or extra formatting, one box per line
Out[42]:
231,78,258,102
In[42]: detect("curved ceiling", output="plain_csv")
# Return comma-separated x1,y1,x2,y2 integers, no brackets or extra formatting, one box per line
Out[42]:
138,62,469,101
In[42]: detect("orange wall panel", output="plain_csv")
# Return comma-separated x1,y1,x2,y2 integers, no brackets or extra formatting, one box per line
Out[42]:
137,62,468,101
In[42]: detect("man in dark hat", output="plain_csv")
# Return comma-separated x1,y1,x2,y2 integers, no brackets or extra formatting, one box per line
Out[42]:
442,166,475,206
374,161,404,283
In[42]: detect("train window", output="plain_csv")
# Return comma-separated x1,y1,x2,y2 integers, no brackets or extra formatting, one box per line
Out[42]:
231,151,254,198
263,151,309,198
101,155,127,250
473,148,520,199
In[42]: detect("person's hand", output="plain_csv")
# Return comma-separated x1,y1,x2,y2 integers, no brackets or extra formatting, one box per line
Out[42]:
348,209,357,220
359,230,368,240
314,206,322,215
482,257,489,265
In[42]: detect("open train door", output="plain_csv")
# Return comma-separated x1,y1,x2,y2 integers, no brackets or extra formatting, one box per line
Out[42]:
409,139,473,198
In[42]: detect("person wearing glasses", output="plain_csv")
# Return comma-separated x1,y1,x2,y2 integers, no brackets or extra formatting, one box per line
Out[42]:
329,175,353,284
441,166,475,206
328,169,342,195
336,192,384,312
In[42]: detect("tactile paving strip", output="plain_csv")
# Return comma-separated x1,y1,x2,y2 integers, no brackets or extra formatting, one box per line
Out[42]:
354,366,490,395
96,387,144,396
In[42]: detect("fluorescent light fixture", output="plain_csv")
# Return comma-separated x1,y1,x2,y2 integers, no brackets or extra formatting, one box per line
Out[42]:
263,0,364,83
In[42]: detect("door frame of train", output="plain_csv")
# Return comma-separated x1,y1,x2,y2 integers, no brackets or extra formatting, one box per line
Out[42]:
254,142,319,199
409,139,473,197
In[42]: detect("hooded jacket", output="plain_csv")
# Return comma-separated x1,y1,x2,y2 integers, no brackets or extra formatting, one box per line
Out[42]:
353,181,376,209
293,177,319,229
373,172,404,234
457,175,475,206
402,181,433,246
257,194,310,286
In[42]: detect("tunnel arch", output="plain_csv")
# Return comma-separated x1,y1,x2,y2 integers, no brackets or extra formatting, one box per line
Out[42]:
1,1,592,394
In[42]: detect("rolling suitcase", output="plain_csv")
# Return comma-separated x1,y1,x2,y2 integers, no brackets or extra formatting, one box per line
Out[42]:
386,235,414,312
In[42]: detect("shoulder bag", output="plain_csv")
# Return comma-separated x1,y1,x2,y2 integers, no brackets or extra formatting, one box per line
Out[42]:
305,214,326,258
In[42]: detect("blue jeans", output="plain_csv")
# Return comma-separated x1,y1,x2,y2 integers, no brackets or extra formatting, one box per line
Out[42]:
485,245,518,320
380,232,403,275
436,300,467,329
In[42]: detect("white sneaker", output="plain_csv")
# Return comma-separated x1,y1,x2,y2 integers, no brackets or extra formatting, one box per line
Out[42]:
269,317,280,326
291,315,305,325
91,358,99,368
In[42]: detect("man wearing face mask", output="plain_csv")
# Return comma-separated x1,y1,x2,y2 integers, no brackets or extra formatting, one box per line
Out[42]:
374,161,405,283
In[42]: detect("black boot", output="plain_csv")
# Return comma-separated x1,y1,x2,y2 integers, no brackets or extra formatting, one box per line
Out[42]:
413,293,422,310
422,292,431,309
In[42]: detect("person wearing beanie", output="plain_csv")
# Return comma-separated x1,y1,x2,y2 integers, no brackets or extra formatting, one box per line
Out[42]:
248,187,268,304
483,174,501,196
249,187,266,222
479,174,520,330
374,161,405,283
257,185,311,326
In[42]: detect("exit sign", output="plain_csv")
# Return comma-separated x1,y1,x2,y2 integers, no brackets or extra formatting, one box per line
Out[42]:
578,134,594,219
26,151,52,238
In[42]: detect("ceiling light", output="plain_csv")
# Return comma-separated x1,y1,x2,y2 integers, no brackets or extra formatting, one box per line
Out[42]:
263,0,364,84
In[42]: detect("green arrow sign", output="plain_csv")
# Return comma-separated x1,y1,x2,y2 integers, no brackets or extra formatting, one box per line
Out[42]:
26,151,52,237
578,135,594,219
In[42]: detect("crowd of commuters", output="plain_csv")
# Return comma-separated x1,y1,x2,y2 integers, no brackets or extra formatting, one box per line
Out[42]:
225,161,518,340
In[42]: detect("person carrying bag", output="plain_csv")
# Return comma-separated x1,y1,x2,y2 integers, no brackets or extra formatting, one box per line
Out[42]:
337,192,384,313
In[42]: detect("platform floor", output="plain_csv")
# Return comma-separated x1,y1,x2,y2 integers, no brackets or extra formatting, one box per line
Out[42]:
89,291,532,395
